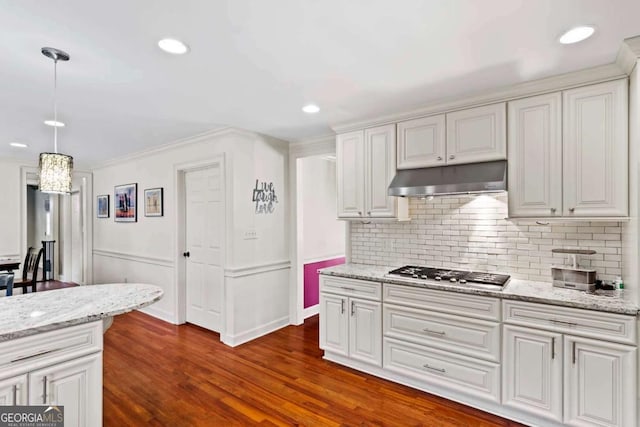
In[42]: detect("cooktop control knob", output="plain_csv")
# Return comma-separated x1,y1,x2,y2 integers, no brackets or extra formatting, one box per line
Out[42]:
412,274,419,278
460,279,467,284
450,278,457,282
421,275,427,279
435,276,441,281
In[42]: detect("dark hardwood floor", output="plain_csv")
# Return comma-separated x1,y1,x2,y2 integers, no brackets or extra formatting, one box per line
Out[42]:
103,311,525,427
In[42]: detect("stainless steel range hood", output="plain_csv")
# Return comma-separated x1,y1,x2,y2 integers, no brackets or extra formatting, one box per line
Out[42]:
388,160,507,197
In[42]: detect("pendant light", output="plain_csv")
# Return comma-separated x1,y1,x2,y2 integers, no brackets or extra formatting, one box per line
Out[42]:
39,47,73,194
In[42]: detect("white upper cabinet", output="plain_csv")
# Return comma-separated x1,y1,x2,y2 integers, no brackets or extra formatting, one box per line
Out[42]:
336,131,365,218
396,115,446,169
563,79,628,217
508,93,563,217
365,124,397,218
337,125,408,220
446,103,507,165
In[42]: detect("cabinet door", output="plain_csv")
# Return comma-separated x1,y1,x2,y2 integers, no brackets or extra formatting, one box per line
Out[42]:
319,293,348,357
364,124,397,218
564,336,636,427
336,131,365,218
502,325,563,422
349,298,382,367
397,115,446,169
29,353,102,427
508,93,563,217
446,103,506,165
563,79,628,217
0,374,28,405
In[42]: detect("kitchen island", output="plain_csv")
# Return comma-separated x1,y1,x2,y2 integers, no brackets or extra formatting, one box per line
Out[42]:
0,283,163,426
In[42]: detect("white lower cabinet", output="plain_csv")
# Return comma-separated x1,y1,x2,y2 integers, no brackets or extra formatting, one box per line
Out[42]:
0,374,28,405
319,277,382,367
564,336,636,427
28,353,102,427
503,325,563,422
0,321,103,427
503,304,637,427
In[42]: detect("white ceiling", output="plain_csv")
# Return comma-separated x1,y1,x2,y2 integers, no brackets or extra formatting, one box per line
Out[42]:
1,0,639,167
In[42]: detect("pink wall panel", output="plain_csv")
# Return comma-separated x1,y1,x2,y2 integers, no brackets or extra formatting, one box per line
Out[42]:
304,257,346,308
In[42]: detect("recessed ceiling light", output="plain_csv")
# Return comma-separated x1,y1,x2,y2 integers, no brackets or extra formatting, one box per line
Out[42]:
158,38,189,55
10,142,28,148
302,104,320,114
559,26,595,44
44,120,65,127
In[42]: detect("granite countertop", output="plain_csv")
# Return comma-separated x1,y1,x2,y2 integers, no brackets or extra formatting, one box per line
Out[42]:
0,283,163,341
319,263,639,316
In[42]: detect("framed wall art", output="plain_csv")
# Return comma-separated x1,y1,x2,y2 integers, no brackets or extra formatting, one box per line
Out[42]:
97,194,110,218
114,183,137,222
144,187,164,217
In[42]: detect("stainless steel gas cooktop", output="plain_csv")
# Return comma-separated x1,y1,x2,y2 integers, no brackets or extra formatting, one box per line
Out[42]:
386,265,510,289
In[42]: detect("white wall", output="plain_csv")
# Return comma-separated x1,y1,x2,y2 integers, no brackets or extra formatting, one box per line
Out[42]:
301,156,345,262
0,159,27,260
92,128,290,345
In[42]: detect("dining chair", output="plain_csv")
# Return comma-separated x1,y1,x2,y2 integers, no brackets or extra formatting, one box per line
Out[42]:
0,273,14,297
13,248,43,294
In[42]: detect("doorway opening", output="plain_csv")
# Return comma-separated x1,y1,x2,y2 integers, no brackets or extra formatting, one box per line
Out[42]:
296,154,346,320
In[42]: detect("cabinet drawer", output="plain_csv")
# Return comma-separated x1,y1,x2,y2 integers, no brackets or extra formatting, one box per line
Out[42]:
321,276,381,301
383,283,500,321
0,321,102,376
384,304,500,362
383,337,500,402
503,300,636,345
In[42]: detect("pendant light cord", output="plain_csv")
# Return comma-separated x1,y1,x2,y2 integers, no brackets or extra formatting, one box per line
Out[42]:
53,57,58,154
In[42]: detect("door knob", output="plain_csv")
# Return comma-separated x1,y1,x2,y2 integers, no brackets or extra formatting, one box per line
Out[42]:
183,251,190,258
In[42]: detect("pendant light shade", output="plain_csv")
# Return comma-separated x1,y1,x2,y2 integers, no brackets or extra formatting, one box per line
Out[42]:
39,152,74,194
39,47,73,194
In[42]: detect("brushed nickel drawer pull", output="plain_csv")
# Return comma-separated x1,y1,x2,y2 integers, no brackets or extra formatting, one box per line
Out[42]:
340,287,356,291
423,364,446,374
350,301,355,316
11,349,58,363
551,337,555,359
341,299,345,314
422,328,446,336
42,376,47,404
12,385,17,405
550,319,578,327
572,341,576,365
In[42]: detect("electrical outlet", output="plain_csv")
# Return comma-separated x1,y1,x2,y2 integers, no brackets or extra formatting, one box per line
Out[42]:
243,228,258,240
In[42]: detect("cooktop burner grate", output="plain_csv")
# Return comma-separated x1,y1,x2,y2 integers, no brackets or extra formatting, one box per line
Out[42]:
387,265,510,287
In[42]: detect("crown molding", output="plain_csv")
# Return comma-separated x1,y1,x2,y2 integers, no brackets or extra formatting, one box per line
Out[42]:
331,63,626,134
289,134,336,157
616,36,640,75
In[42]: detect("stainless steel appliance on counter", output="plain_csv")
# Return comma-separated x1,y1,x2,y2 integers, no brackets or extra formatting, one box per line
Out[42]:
386,265,510,290
551,248,597,291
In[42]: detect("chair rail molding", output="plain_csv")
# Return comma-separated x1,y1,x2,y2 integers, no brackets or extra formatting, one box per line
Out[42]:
92,249,174,268
224,260,291,278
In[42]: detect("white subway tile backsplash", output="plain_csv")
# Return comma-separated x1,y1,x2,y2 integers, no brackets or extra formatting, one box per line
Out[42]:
350,194,623,282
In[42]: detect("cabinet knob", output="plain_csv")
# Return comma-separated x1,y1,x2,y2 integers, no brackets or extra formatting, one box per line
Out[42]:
437,156,443,161
449,155,455,160
357,211,362,216
569,207,575,213
367,211,371,216
550,208,557,213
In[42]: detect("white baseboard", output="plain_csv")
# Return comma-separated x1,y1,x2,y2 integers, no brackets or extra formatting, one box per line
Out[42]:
222,315,290,347
137,305,177,324
303,304,319,319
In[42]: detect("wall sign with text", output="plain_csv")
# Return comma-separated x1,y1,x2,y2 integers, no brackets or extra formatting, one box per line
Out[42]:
252,179,278,214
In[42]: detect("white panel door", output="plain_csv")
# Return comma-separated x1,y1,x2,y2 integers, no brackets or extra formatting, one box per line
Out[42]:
0,374,27,405
508,93,563,217
185,165,224,332
337,131,365,218
364,124,396,218
446,103,506,165
564,336,636,427
563,79,628,217
349,298,382,366
71,191,84,284
502,325,563,422
319,293,348,356
397,115,446,169
29,353,102,427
